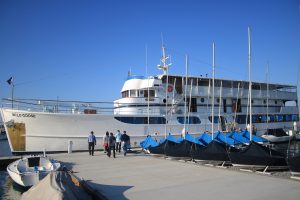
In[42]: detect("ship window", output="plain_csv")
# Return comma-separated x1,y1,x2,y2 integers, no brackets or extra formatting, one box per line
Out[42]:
292,115,299,121
235,115,246,124
252,115,257,123
122,90,129,98
208,116,220,124
269,115,275,122
177,116,201,124
130,90,137,97
277,115,283,122
275,100,278,104
285,115,292,121
201,98,205,103
263,100,266,104
216,98,220,103
114,117,166,124
144,90,155,98
261,115,267,122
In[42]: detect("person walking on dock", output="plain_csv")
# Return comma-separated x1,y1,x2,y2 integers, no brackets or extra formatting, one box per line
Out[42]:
103,131,109,153
115,130,122,153
121,131,130,156
88,131,97,156
108,132,116,158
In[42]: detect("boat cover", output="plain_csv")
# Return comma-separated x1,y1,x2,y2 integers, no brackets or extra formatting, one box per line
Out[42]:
241,130,268,143
197,132,212,145
287,154,300,174
148,134,181,155
22,171,92,200
148,139,167,154
164,139,192,158
185,133,203,145
214,131,236,146
265,128,288,137
229,142,287,166
191,140,230,161
140,135,159,149
227,131,249,145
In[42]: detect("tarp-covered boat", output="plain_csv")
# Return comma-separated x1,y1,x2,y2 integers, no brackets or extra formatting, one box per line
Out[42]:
229,142,287,169
140,135,159,150
148,134,180,155
164,133,200,158
191,140,230,161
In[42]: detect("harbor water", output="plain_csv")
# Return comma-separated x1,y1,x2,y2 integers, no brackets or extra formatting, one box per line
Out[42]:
0,170,25,200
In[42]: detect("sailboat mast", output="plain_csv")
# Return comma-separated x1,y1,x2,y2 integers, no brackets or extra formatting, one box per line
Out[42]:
146,44,150,136
248,27,252,141
183,54,188,137
212,42,215,139
164,46,169,138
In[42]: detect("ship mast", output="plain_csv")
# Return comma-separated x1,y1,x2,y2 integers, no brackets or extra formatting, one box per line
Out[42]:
183,55,188,138
157,42,171,138
248,27,252,142
212,43,215,139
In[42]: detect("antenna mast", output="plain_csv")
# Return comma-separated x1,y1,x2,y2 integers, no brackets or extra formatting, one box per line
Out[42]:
248,27,252,142
212,43,215,139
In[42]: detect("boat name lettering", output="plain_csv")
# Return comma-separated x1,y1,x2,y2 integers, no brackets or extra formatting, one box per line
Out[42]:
12,113,36,118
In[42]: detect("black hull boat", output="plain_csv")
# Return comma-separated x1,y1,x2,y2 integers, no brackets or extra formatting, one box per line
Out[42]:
229,142,287,170
165,140,192,158
148,140,167,155
286,138,300,176
286,154,300,176
191,140,230,162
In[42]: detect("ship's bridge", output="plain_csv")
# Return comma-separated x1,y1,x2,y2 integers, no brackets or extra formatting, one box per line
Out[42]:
114,75,163,115
121,75,161,92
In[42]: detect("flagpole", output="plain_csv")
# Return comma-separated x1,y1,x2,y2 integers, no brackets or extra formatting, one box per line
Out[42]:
12,81,14,110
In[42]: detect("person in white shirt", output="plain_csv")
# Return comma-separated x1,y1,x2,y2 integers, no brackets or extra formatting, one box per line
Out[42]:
115,130,122,153
88,131,96,156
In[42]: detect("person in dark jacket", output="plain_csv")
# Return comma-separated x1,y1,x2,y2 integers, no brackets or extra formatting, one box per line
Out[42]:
121,131,130,156
108,132,116,158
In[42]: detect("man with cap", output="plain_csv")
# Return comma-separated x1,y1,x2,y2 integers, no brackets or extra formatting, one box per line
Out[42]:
88,131,97,156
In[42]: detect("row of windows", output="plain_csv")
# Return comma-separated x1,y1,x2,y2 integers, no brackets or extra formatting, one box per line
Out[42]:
115,114,298,125
122,90,155,98
177,117,201,124
235,114,299,124
115,117,166,124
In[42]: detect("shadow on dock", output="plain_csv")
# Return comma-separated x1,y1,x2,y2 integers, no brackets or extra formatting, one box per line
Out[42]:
85,180,133,200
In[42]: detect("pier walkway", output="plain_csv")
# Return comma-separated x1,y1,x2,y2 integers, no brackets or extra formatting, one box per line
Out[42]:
52,151,300,200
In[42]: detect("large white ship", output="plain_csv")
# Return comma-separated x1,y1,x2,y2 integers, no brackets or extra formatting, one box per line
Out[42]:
1,48,298,153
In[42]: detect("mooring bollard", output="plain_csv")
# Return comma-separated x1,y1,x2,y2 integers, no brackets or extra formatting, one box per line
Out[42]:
68,140,73,154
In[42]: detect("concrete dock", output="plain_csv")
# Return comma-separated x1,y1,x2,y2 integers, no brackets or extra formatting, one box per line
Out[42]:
51,151,300,200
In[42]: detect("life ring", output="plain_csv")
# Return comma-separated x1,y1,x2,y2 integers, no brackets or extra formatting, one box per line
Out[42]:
167,85,173,93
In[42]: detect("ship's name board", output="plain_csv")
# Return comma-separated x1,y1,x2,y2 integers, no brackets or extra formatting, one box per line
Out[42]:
12,113,36,118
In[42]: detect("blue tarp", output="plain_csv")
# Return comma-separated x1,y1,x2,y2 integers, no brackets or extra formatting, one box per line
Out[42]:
227,131,249,145
166,133,181,143
197,132,213,145
214,131,236,146
140,135,159,149
241,130,268,143
185,133,204,145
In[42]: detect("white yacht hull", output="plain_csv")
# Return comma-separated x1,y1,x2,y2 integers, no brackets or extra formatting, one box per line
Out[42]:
1,108,202,152
1,108,295,153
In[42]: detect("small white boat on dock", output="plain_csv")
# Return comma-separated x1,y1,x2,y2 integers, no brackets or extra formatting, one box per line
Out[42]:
7,155,61,187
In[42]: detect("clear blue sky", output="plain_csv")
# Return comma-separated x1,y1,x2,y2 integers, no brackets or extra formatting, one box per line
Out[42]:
0,0,300,102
